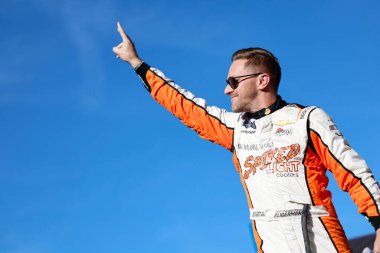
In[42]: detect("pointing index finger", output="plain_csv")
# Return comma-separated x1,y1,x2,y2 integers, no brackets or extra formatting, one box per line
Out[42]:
117,21,130,42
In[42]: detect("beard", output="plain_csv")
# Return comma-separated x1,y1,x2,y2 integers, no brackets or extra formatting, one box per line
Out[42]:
231,95,257,113
231,99,247,113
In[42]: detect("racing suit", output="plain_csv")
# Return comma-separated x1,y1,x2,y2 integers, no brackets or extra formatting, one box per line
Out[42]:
134,62,380,253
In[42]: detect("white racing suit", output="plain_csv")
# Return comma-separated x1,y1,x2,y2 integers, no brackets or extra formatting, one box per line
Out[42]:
134,62,380,253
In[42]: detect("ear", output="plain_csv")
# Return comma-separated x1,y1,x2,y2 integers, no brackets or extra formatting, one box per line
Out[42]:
257,73,271,90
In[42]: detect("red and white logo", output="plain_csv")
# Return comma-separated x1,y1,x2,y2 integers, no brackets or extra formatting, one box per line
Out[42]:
275,128,293,136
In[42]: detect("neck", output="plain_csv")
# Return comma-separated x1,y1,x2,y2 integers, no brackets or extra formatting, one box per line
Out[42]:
249,92,278,112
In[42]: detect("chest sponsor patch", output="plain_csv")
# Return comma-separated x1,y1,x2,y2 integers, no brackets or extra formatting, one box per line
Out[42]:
242,143,301,179
275,127,293,136
273,120,295,126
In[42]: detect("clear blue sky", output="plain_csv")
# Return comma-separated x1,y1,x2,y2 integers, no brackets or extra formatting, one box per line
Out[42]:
1,0,380,252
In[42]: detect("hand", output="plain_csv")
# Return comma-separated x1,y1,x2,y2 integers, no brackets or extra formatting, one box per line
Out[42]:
113,21,142,68
373,228,380,253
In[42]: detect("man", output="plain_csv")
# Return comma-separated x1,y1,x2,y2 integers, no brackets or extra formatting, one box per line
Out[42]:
113,21,380,253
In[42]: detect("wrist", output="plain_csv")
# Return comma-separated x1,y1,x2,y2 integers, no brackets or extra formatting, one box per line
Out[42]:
129,58,143,69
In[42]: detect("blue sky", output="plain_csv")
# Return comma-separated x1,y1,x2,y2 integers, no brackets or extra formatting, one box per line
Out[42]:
1,0,380,252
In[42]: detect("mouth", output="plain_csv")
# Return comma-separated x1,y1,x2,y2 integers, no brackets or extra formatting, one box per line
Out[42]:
230,93,238,99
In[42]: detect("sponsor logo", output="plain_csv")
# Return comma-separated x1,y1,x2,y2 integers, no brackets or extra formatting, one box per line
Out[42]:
236,142,274,151
273,120,295,126
275,128,293,136
241,119,256,133
329,124,344,137
265,161,301,177
276,172,299,177
243,120,256,129
251,209,304,219
299,110,307,119
299,107,312,119
240,129,256,134
251,211,266,218
243,144,301,179
274,209,303,218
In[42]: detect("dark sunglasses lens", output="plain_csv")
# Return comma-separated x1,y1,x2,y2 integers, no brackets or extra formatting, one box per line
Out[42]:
227,77,237,89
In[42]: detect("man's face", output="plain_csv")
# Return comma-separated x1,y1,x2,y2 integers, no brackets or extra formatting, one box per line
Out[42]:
225,59,260,112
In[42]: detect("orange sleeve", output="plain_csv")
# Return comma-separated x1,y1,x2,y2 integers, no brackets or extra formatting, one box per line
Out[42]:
136,62,237,151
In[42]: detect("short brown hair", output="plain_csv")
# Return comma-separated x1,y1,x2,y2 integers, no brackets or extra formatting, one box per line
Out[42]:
232,47,281,91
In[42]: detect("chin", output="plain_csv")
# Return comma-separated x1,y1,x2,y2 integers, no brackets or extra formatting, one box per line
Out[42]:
231,106,243,113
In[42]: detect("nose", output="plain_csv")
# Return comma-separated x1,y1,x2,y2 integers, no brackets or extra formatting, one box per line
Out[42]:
224,84,233,95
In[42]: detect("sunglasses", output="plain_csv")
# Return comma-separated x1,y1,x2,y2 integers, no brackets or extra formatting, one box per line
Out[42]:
226,73,262,89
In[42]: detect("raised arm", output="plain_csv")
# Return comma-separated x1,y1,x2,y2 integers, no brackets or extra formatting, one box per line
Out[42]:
112,22,238,151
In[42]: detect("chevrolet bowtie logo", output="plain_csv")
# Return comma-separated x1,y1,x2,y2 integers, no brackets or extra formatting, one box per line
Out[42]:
273,120,295,126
